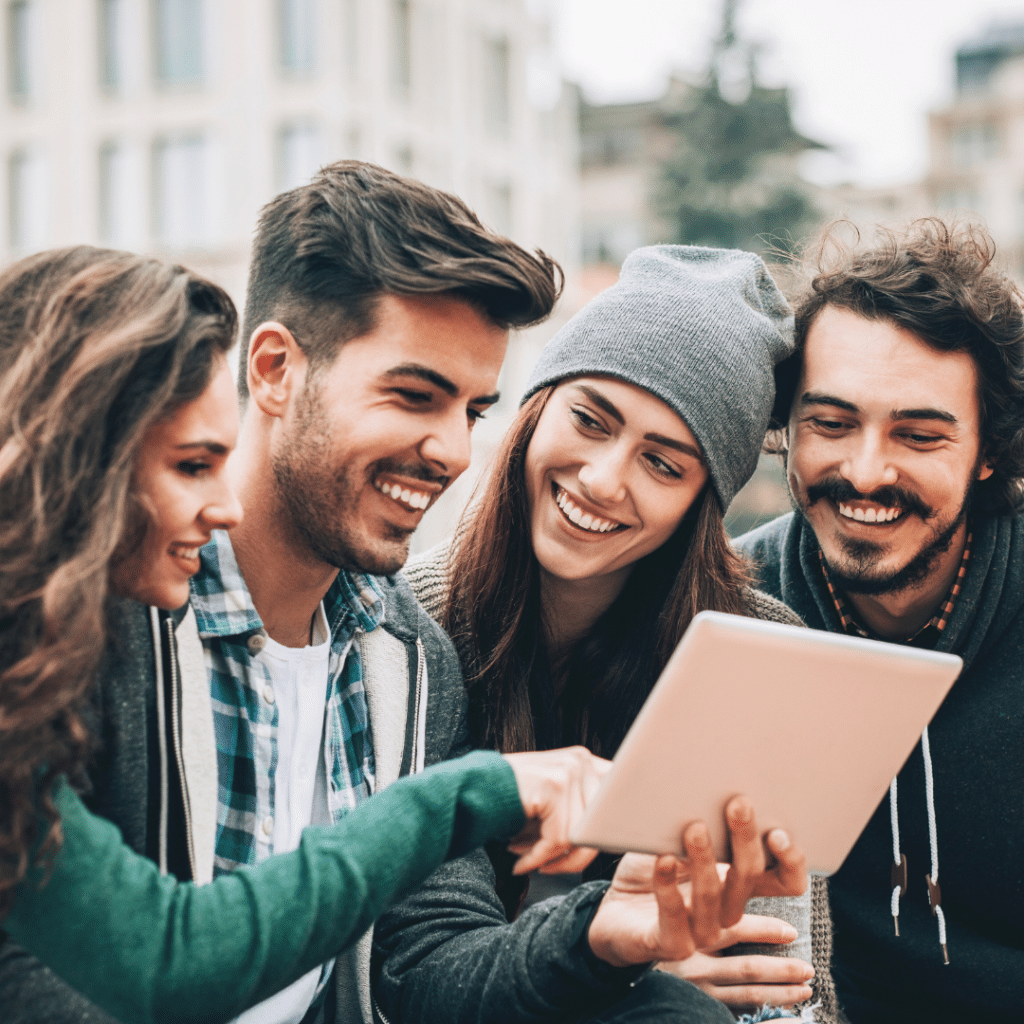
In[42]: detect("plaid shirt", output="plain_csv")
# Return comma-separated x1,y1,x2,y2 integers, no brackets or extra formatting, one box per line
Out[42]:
819,531,972,648
190,530,382,875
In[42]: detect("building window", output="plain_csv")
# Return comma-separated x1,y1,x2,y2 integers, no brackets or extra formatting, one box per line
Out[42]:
99,141,145,247
482,35,510,138
936,186,981,214
485,180,512,235
7,0,40,104
343,0,358,83
98,0,130,93
8,148,48,253
153,134,212,247
950,122,999,167
390,0,410,101
276,123,322,191
277,0,315,77
153,0,203,87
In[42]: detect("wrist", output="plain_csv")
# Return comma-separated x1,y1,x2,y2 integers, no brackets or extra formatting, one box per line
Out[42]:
586,895,653,969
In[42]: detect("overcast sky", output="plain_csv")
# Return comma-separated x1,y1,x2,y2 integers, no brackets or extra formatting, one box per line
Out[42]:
553,0,1024,187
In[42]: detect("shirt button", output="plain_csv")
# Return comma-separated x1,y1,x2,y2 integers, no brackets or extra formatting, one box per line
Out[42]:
261,815,274,836
247,631,267,654
262,684,275,704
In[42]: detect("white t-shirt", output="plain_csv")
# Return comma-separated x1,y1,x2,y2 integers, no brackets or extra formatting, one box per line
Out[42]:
234,604,333,1024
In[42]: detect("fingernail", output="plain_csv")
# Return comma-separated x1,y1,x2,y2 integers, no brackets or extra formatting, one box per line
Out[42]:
688,824,710,849
730,799,753,824
781,924,797,940
769,828,790,851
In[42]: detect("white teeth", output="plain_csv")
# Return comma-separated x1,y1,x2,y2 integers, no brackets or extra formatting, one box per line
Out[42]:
374,478,430,510
838,502,902,523
554,487,622,533
173,547,199,559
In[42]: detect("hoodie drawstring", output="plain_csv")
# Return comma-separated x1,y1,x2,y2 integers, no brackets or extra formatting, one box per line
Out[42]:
888,725,949,963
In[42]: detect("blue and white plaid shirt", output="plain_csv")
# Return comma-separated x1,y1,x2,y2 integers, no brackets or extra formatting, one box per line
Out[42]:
189,529,383,875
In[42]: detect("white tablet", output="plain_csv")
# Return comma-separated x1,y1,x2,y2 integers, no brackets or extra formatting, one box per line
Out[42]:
571,611,962,875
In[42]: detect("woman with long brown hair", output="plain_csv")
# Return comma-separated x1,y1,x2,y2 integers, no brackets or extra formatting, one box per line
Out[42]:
0,247,607,1024
382,246,833,1022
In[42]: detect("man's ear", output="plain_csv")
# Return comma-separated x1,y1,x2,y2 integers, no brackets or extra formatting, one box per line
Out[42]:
247,322,306,418
977,453,995,481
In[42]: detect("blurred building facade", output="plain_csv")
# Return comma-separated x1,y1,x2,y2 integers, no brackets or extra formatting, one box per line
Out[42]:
927,23,1024,277
3,0,578,301
2,0,580,549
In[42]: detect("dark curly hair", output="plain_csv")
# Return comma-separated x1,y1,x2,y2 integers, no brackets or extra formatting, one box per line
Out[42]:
0,248,237,919
770,218,1024,514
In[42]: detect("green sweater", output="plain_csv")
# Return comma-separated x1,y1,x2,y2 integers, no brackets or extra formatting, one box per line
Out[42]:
6,751,524,1024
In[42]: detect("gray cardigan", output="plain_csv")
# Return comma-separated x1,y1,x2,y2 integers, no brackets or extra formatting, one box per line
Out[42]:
371,543,837,1024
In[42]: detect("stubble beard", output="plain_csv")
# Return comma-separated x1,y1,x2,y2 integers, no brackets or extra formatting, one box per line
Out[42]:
793,474,975,597
270,385,414,577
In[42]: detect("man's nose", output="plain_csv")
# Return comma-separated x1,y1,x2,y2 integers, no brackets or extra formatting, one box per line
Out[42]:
418,409,474,481
839,434,898,495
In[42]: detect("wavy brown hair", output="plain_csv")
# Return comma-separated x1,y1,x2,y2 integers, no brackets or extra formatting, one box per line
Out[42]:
444,386,753,759
769,218,1024,513
0,248,237,918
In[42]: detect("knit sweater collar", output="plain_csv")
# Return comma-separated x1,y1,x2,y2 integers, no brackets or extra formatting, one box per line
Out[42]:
778,509,1024,672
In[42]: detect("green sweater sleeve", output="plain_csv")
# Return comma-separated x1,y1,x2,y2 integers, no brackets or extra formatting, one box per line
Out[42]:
6,750,524,1024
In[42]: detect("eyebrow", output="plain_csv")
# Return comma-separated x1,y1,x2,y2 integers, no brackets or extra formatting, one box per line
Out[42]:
574,384,624,424
574,384,703,461
800,391,958,424
383,363,500,406
176,441,229,455
799,391,859,413
644,433,704,461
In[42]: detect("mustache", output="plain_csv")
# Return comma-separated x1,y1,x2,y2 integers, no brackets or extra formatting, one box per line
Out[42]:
805,476,935,521
371,458,449,491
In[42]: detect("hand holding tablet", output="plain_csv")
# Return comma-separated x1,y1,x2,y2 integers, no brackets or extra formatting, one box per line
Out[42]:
587,795,807,968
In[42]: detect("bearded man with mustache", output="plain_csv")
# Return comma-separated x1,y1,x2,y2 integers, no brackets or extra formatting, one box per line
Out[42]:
736,219,1024,1024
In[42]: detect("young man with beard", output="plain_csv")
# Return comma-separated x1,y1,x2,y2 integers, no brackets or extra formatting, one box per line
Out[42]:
735,219,1024,1023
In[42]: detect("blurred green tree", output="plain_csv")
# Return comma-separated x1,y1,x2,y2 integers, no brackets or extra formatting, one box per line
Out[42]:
657,0,823,254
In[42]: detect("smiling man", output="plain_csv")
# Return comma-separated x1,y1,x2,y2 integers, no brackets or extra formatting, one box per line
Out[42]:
736,219,1024,1023
194,162,558,1024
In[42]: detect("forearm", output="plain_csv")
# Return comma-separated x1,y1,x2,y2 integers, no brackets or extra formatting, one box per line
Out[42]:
373,852,647,1024
6,751,523,1024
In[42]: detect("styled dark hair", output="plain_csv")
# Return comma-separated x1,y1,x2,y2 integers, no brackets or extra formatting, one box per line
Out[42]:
770,219,1024,513
443,387,753,760
0,248,237,918
239,160,563,397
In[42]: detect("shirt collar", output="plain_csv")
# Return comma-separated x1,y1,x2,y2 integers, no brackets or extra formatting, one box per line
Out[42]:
817,531,972,647
190,530,385,640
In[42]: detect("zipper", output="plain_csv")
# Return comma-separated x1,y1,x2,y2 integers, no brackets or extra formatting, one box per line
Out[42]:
166,616,197,881
372,993,393,1024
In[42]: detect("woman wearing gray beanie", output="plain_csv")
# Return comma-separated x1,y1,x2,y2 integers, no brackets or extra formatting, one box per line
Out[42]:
386,245,836,1024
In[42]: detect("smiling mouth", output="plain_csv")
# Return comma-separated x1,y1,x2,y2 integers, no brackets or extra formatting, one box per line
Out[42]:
169,543,203,572
373,476,437,512
553,484,627,534
836,501,902,525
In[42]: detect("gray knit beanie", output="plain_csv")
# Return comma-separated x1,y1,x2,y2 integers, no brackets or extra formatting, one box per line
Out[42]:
523,245,794,510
